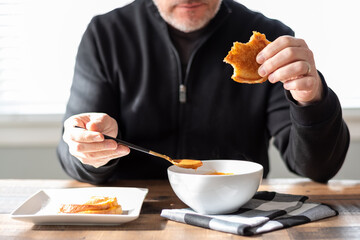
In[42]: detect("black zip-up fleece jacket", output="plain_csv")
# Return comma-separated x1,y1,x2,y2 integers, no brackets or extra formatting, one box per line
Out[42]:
57,0,349,184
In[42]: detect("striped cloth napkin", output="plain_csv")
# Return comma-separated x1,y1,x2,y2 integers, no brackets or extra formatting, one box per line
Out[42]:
161,191,337,236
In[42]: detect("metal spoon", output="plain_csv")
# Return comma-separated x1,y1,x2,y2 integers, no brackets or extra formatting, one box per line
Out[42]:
75,126,203,169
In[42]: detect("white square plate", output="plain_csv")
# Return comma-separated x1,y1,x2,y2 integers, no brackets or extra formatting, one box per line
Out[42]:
10,187,148,225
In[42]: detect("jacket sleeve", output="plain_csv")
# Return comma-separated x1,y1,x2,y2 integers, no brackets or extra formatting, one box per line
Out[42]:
57,17,121,184
271,73,350,183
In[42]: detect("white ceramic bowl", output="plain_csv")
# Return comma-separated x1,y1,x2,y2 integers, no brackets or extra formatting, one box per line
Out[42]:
167,160,263,214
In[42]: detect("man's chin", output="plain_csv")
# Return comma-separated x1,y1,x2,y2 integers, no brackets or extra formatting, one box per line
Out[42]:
168,17,209,32
171,22,206,32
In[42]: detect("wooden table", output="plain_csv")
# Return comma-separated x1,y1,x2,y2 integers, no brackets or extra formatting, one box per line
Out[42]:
1,178,359,239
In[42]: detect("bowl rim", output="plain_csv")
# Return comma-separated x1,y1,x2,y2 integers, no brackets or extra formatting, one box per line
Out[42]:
167,159,263,176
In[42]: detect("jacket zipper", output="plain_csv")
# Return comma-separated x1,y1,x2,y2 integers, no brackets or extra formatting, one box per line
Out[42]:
166,38,185,157
166,6,229,156
179,84,186,103
170,34,220,157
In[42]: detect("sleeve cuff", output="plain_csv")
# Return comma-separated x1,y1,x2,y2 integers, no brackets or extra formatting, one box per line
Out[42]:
285,71,340,126
83,158,120,174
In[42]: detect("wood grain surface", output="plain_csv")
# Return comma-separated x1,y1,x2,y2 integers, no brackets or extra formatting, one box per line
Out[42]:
1,178,359,240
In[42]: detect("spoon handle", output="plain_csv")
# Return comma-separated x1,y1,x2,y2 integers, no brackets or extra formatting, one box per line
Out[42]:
103,134,151,155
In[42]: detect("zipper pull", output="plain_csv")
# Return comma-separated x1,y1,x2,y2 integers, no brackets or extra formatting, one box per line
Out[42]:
179,84,186,103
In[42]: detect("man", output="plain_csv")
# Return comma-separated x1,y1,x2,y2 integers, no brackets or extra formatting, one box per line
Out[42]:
57,0,349,184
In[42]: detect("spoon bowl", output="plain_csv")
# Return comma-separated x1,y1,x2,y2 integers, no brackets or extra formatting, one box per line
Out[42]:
172,159,203,169
148,151,202,169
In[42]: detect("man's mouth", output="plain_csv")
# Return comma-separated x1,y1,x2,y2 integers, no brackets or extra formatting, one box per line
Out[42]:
177,2,205,9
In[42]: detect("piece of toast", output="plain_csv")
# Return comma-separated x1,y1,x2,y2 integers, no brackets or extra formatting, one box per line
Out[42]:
224,31,271,84
59,196,122,214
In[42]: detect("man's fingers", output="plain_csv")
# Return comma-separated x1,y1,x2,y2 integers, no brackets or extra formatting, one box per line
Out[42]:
258,36,308,63
282,76,317,92
72,144,130,168
259,47,312,78
267,60,312,83
63,127,104,143
69,139,119,153
62,112,123,168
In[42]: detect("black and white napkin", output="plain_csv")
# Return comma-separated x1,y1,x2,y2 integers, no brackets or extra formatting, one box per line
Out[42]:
161,191,337,236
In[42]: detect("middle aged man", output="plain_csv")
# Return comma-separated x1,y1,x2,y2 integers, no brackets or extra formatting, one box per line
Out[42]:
57,0,349,184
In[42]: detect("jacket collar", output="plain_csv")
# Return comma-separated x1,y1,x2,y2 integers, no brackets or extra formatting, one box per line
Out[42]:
146,0,232,36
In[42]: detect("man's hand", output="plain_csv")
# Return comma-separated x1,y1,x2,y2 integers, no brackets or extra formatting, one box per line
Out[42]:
257,36,323,105
63,112,130,168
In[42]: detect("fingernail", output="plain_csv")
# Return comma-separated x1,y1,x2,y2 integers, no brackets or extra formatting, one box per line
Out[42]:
268,73,274,83
94,135,103,141
258,66,267,77
256,53,265,64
